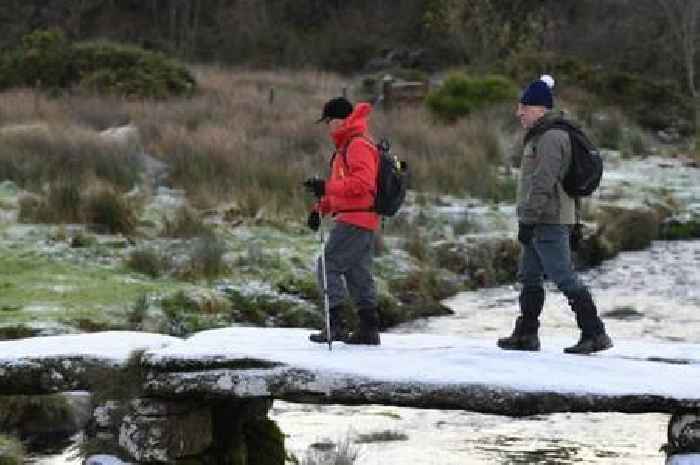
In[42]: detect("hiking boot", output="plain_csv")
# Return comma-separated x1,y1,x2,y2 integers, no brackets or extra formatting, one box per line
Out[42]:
564,332,613,354
497,288,544,351
497,332,541,351
565,288,606,337
497,316,541,351
309,305,348,343
346,307,380,345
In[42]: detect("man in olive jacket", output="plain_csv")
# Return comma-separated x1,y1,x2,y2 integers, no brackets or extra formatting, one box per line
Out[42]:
498,75,613,355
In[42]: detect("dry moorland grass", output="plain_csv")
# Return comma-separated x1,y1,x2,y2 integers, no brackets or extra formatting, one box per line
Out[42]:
0,67,513,224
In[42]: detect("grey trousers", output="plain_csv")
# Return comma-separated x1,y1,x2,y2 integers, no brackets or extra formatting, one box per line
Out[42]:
317,221,377,310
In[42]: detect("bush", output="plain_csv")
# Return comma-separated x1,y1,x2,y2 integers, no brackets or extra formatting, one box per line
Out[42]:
426,73,518,121
0,30,195,98
17,29,75,89
181,232,228,281
161,205,211,238
18,182,82,224
73,41,196,98
84,187,138,235
127,247,170,278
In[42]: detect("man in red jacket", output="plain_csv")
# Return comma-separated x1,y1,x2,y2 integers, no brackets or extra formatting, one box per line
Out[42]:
304,97,381,345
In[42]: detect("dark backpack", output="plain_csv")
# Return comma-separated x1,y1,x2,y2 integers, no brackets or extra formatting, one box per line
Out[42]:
530,118,603,197
339,137,408,216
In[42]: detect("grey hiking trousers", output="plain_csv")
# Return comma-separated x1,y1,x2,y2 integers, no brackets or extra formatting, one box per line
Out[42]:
317,221,377,310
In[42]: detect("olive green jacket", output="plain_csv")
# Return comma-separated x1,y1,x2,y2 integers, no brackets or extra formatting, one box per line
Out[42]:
516,113,576,225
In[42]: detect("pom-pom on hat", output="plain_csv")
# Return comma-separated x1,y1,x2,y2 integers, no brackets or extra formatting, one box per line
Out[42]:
520,74,556,109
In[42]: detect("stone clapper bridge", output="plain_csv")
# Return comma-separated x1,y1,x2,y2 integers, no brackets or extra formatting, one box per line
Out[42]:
1,328,699,464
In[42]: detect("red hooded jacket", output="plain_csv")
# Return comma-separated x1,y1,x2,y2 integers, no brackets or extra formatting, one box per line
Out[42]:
316,102,380,231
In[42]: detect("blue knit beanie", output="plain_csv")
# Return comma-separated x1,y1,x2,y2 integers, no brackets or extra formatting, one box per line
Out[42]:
520,74,555,109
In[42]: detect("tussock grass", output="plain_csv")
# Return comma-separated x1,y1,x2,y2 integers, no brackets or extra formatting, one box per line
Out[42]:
18,181,139,235
372,106,510,199
0,67,514,225
161,205,210,238
178,232,229,281
300,437,359,465
0,124,142,190
126,247,171,278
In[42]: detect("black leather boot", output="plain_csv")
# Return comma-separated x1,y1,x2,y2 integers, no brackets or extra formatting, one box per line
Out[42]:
497,287,544,351
346,307,380,345
309,305,349,343
497,317,541,351
564,288,612,354
564,333,613,354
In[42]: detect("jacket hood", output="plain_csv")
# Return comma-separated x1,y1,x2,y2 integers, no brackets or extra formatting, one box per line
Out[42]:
331,102,372,147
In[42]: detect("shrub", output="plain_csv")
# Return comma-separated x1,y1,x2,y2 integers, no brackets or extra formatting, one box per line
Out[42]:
591,111,625,150
84,187,137,235
300,437,358,465
161,205,211,238
16,29,75,89
17,182,83,224
426,73,518,121
181,232,228,281
127,247,170,278
0,30,195,99
73,41,196,98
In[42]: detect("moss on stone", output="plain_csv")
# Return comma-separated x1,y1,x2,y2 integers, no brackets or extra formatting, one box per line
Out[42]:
245,418,285,465
0,395,73,436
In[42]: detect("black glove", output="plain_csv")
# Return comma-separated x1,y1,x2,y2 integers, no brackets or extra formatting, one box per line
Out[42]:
517,222,535,245
303,177,325,198
307,211,321,231
570,223,583,251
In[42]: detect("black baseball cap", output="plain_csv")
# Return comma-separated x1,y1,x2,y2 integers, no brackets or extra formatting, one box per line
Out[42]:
316,96,354,123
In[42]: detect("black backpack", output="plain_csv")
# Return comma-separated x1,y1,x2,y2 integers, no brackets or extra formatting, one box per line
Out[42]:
530,118,603,197
340,137,408,216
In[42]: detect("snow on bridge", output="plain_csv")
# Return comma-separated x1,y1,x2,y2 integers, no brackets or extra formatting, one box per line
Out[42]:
1,327,699,416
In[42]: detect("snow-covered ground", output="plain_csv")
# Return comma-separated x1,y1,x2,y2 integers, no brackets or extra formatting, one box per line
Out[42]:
0,332,178,364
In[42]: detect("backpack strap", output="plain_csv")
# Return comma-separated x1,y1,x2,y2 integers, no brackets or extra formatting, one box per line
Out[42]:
339,135,376,167
331,135,380,215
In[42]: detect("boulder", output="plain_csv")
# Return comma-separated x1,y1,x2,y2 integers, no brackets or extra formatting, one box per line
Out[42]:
118,398,213,462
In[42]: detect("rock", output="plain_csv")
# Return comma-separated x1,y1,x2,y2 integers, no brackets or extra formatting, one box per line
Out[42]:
118,399,213,462
99,125,142,153
668,413,700,456
596,205,660,252
434,237,519,286
0,394,80,443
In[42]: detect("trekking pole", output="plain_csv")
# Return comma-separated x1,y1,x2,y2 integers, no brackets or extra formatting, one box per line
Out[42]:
319,216,332,351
